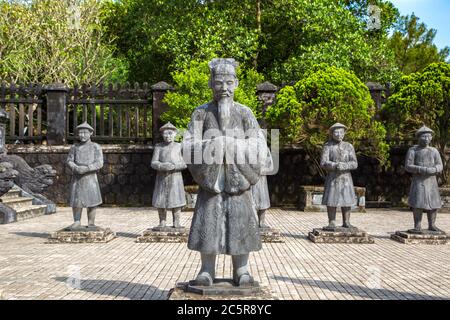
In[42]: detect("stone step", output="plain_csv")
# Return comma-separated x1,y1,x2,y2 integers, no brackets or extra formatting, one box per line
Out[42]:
1,197,34,209
0,188,22,200
15,205,47,222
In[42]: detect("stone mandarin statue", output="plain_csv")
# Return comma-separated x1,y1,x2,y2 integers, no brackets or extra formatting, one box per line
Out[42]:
320,123,358,230
405,126,444,233
66,122,104,230
182,58,267,287
151,122,187,229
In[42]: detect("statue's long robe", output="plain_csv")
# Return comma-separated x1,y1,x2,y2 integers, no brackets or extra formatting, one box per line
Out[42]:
405,145,443,210
183,101,266,255
67,141,103,208
320,140,358,207
151,141,187,209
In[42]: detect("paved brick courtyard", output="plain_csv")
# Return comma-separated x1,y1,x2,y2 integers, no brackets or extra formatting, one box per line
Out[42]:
0,207,449,300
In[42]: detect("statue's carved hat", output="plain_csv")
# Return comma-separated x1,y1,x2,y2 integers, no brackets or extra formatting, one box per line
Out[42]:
329,122,348,134
76,121,94,132
159,121,177,133
415,125,433,137
208,58,239,77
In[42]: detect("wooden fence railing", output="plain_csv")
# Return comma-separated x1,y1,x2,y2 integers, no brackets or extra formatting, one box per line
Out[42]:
0,80,391,145
0,82,44,143
66,83,152,143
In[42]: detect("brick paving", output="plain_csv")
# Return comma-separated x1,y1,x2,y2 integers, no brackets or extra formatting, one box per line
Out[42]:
0,207,449,300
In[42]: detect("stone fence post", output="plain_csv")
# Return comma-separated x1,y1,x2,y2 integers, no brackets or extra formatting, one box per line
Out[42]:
256,81,278,128
151,81,174,144
44,83,68,145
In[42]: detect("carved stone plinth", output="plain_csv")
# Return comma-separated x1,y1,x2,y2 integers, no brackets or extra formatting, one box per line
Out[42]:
47,227,116,243
136,227,188,243
308,227,374,243
259,227,284,243
168,280,277,300
391,230,448,244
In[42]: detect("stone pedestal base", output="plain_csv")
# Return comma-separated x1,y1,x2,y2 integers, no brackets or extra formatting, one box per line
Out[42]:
391,230,448,244
136,227,188,243
168,280,277,300
308,228,374,243
47,227,116,243
260,227,284,243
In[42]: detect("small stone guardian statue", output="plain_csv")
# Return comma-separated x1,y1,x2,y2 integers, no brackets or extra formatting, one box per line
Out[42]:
405,126,444,233
321,123,358,230
151,122,187,229
67,122,103,230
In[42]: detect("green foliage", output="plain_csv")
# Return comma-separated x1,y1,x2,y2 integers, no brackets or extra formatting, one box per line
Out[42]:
383,62,450,183
101,0,401,85
0,0,128,84
389,14,450,74
161,60,264,129
266,64,389,174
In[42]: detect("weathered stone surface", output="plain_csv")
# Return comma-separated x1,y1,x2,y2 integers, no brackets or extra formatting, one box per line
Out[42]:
47,227,116,243
168,280,278,300
440,187,450,213
390,230,448,245
298,185,366,212
308,228,375,244
259,227,284,243
136,228,188,243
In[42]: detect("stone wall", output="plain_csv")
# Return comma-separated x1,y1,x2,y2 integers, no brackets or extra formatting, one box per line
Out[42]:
5,145,449,208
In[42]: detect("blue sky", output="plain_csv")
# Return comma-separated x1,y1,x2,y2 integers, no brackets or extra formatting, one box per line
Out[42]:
390,0,450,50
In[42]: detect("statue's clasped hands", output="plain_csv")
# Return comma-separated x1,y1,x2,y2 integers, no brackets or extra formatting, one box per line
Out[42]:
336,162,349,171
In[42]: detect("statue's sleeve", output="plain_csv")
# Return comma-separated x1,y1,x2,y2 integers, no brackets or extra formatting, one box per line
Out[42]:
87,144,103,172
347,144,358,170
175,144,187,171
182,109,223,193
434,149,443,173
405,147,426,174
151,145,165,171
67,146,77,171
320,144,336,171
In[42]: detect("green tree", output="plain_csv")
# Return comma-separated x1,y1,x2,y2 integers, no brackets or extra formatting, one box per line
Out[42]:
383,62,450,184
161,60,264,130
102,0,400,85
265,64,389,177
389,14,450,74
0,0,128,84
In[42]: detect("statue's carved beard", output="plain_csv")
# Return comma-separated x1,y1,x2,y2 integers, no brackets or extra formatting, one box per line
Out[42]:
218,98,232,132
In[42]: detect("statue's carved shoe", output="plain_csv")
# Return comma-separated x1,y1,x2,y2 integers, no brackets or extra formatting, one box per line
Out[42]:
194,272,213,286
233,272,254,287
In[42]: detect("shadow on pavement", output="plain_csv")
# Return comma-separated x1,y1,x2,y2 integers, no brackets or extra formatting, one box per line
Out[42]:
54,277,169,300
12,232,50,238
272,275,449,300
116,232,140,239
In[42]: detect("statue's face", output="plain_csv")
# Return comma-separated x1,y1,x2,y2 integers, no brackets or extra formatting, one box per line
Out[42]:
418,133,432,146
212,73,238,101
332,128,345,142
162,129,176,143
78,128,93,142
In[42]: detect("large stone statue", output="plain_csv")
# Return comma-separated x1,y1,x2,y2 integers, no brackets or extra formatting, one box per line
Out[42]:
320,123,358,230
405,126,444,233
66,122,103,230
151,122,187,229
182,58,266,288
